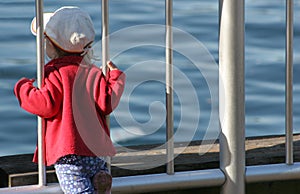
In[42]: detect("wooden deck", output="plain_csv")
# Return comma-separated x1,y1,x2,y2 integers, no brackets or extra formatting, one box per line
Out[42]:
1,134,300,193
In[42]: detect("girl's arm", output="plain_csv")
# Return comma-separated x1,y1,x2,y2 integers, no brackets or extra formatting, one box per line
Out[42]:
14,73,62,118
95,61,126,115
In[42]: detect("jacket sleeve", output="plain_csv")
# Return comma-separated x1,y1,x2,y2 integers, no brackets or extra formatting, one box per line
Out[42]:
95,69,126,115
14,72,63,118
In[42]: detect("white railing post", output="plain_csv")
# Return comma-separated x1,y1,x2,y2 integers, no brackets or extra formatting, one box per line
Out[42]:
165,0,174,175
219,0,245,193
35,0,46,186
285,0,294,165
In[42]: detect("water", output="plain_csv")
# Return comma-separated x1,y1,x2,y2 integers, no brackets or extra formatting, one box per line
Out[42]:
0,0,299,156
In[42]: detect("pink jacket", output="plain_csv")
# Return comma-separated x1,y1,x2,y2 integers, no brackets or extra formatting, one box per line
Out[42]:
14,56,125,166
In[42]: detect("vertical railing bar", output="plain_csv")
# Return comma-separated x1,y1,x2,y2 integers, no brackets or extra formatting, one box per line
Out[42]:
165,0,174,175
101,0,111,174
35,0,46,186
219,0,245,193
102,0,109,75
285,0,294,165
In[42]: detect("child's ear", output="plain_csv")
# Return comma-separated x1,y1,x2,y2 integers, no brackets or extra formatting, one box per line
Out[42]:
45,39,57,59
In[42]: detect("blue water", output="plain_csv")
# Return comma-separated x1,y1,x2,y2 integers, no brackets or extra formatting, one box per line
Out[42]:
0,0,299,156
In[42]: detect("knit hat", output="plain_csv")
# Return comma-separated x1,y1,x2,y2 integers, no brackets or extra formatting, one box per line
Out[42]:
30,6,95,54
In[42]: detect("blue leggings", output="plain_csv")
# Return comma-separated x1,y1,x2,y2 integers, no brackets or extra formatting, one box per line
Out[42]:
54,155,108,194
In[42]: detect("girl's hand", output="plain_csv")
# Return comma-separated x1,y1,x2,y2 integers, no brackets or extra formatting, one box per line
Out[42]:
107,61,118,71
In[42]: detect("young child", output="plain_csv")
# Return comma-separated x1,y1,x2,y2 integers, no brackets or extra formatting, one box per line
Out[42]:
14,6,125,194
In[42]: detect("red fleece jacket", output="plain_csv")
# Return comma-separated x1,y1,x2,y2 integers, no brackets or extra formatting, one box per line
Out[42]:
14,56,125,166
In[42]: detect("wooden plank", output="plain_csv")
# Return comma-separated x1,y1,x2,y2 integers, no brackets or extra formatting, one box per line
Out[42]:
0,134,299,187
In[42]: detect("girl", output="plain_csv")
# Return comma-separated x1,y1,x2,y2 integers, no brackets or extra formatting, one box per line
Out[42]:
14,6,125,194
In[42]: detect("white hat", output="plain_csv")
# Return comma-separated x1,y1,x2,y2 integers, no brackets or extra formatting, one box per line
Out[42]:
30,6,95,54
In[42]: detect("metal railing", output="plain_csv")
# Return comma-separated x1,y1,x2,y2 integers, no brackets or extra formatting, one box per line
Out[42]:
285,0,294,165
0,0,296,193
101,0,113,176
219,0,245,192
35,0,46,187
165,0,174,176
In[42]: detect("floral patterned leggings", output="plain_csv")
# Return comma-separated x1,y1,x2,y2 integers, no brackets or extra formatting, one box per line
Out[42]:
54,155,108,194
